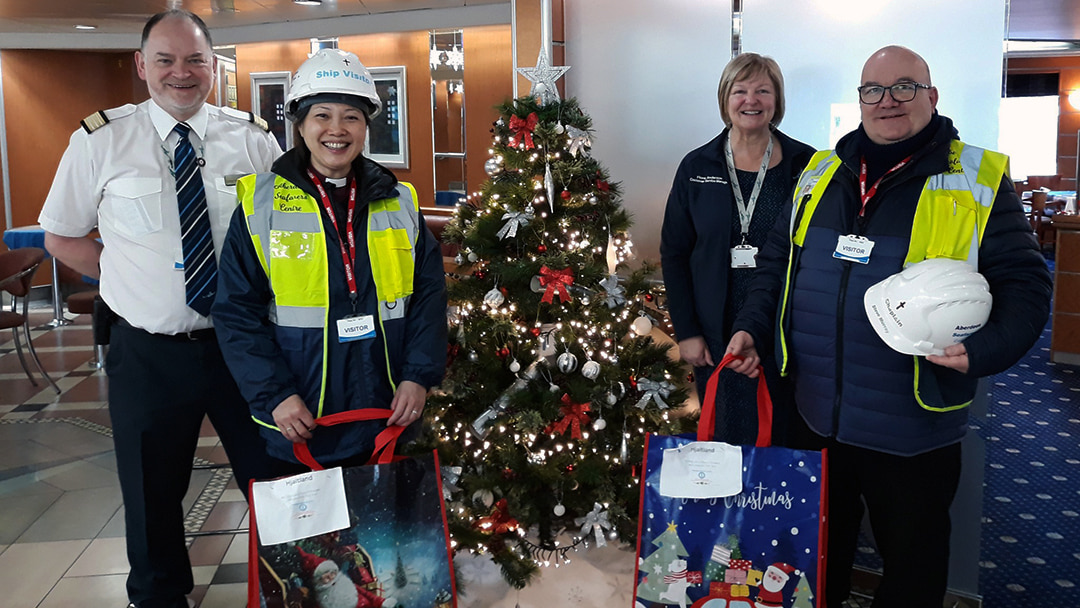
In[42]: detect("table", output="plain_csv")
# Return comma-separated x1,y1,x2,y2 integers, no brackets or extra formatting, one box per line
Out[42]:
2,225,70,327
1050,213,1080,365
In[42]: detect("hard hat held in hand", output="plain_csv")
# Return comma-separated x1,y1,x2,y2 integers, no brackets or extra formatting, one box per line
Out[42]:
286,48,382,120
863,258,992,356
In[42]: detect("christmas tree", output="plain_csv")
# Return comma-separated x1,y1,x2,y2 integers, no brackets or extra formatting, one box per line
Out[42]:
637,521,691,602
415,51,692,587
790,572,815,608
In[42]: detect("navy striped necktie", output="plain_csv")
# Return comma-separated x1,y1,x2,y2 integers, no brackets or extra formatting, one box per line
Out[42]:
172,122,217,317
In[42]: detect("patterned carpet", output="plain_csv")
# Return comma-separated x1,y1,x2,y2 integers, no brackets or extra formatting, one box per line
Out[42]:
978,321,1080,608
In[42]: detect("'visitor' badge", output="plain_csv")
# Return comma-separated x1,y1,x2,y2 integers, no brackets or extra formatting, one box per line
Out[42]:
833,234,874,264
337,314,375,342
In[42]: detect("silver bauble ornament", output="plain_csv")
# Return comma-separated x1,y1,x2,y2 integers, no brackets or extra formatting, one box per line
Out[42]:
549,382,560,393
454,253,464,265
553,503,566,516
467,251,479,263
473,489,494,508
593,417,607,431
555,123,565,134
529,275,544,293
485,157,502,176
557,352,579,373
606,392,617,405
581,295,591,306
581,360,601,380
483,288,505,308
468,351,479,362
631,315,653,336
509,358,521,373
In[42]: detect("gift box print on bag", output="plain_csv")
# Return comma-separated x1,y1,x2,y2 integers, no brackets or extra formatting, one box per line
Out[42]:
253,455,455,608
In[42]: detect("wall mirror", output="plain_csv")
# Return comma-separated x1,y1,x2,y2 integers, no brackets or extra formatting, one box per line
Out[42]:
430,29,467,208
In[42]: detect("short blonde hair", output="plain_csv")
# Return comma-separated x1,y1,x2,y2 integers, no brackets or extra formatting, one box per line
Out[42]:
717,53,786,127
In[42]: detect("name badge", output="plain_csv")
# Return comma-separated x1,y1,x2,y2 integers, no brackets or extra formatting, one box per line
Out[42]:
337,314,375,342
833,234,874,264
731,244,758,268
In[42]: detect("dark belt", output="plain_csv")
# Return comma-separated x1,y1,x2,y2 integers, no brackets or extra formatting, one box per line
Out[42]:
114,316,216,342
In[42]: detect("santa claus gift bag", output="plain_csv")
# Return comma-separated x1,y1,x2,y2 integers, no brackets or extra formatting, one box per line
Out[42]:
248,409,457,608
633,354,827,608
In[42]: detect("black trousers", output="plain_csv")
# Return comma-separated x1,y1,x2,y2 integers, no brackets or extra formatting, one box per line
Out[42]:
106,323,277,608
791,419,962,608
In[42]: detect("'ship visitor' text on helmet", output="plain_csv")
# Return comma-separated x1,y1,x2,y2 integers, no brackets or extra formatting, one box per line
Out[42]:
285,48,382,121
863,258,992,357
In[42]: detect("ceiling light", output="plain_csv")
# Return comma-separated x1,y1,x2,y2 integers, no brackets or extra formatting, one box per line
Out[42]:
294,0,321,5
74,24,96,30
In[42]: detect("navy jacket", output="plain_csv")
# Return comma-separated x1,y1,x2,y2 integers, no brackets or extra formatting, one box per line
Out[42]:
733,116,1052,456
213,149,448,463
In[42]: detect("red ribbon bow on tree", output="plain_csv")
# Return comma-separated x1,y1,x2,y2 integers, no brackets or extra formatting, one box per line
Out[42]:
509,112,539,149
539,265,575,304
547,394,591,439
474,498,519,534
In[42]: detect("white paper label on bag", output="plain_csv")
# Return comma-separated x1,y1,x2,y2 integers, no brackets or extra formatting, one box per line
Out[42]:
251,467,350,546
658,441,743,499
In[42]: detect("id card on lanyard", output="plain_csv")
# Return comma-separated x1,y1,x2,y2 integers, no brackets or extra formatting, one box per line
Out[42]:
723,135,773,268
307,169,377,343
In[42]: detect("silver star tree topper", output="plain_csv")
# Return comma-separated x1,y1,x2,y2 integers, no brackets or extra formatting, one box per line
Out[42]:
516,48,571,105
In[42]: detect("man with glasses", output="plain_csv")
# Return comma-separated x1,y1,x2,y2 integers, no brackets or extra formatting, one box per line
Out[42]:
725,45,1050,607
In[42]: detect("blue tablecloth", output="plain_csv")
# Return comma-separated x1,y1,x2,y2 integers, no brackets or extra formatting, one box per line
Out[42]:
2,224,47,253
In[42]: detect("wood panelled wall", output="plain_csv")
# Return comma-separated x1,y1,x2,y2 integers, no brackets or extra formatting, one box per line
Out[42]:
464,24,513,197
0,49,143,239
1008,55,1080,191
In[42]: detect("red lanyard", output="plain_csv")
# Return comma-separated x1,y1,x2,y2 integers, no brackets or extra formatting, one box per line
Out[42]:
307,169,359,298
859,155,911,217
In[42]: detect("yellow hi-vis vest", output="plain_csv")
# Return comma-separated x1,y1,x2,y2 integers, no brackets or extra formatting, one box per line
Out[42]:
237,173,421,418
782,139,1009,411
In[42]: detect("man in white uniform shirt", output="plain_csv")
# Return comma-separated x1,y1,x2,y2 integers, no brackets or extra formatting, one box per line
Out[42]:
39,10,282,608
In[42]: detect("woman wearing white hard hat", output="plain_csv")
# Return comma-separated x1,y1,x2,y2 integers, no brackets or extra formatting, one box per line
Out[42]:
213,48,448,470
660,53,814,444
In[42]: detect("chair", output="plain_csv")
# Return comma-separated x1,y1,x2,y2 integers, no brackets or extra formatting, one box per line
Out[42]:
1028,189,1059,252
0,247,60,393
66,289,105,369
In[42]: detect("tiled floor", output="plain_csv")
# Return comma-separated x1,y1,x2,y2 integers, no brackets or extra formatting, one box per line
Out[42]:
0,301,251,608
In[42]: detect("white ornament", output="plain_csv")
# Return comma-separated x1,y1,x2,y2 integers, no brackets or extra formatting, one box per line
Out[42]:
467,251,479,263
631,315,652,336
606,392,617,405
509,358,521,373
555,123,565,134
473,489,494,508
557,352,579,373
581,360,601,380
549,383,560,393
483,287,505,308
553,503,566,516
593,417,607,431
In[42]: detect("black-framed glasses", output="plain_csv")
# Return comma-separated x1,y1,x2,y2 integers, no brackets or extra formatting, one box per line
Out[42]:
857,82,932,104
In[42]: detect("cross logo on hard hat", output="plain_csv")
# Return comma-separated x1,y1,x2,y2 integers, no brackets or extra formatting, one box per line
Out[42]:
343,58,351,66
896,301,906,309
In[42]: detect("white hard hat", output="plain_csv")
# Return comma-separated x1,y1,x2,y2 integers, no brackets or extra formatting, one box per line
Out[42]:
285,48,382,120
863,258,992,356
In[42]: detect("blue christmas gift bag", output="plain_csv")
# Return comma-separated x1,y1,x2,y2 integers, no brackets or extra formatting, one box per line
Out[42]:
249,409,457,608
634,355,827,608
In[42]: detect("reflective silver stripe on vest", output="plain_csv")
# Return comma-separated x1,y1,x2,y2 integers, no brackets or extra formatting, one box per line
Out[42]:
922,145,995,208
373,184,419,321
270,304,325,328
789,152,839,232
246,173,279,266
268,209,321,233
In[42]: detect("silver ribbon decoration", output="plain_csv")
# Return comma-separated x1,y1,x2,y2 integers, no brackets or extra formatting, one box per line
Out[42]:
441,466,462,501
545,162,555,213
471,361,541,438
636,378,674,410
496,205,534,240
575,502,612,547
566,125,592,157
599,274,626,309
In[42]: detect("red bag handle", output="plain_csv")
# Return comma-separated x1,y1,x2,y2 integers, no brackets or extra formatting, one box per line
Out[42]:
698,353,773,447
292,408,406,471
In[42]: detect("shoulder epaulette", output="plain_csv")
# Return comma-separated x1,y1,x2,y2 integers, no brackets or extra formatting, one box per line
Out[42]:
221,106,270,132
79,104,137,134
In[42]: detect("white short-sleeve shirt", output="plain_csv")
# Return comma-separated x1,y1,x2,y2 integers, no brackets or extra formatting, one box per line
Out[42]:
39,99,282,335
